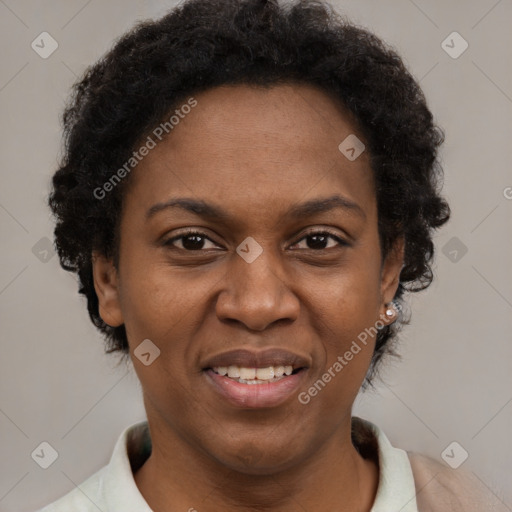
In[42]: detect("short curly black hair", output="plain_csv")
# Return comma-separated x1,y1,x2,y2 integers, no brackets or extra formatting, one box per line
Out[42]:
49,0,450,385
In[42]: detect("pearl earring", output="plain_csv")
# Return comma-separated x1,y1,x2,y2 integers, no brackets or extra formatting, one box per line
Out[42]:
385,304,395,317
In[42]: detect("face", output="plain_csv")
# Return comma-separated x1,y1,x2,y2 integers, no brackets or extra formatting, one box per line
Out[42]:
93,83,403,473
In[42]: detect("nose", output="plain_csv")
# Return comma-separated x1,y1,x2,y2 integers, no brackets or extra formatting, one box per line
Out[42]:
215,246,300,332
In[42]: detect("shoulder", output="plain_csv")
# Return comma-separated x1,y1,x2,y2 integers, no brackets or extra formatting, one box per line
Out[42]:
352,417,509,512
34,420,151,512
408,452,509,512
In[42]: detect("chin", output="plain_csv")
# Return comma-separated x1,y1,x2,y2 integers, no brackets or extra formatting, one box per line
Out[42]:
206,437,307,476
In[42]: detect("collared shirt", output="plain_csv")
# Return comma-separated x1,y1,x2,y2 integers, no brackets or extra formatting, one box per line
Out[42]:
36,417,500,512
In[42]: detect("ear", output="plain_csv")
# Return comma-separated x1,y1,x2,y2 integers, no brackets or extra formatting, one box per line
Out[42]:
379,236,405,318
92,251,124,327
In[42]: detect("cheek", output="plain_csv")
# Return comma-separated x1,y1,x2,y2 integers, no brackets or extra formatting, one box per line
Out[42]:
134,359,200,435
310,253,382,332
305,253,383,384
118,257,208,339
117,257,222,393
304,294,378,414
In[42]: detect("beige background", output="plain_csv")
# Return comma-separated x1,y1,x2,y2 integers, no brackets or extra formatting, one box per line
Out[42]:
1,0,511,510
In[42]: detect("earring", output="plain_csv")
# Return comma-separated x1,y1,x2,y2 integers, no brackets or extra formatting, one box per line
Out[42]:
385,302,396,318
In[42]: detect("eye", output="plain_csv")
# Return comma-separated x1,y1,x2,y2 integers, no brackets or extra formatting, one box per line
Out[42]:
163,230,221,251
163,228,349,252
290,230,349,251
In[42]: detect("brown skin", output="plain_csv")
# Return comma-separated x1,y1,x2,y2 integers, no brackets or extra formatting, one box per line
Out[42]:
93,83,404,511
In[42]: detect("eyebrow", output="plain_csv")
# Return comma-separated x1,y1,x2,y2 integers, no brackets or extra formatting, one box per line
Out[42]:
146,194,366,222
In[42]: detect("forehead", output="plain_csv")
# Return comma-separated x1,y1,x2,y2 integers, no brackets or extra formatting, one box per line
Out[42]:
124,83,375,222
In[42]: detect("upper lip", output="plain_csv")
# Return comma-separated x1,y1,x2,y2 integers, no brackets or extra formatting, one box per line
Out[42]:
202,348,310,370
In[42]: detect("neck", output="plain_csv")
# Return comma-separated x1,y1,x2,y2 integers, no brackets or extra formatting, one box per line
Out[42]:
133,418,379,512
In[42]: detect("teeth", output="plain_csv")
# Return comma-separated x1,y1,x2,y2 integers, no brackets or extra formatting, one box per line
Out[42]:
227,365,240,378
239,367,256,380
213,365,298,382
275,366,285,377
256,367,274,380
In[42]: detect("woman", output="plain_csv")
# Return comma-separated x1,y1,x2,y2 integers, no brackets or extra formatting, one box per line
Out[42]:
38,0,500,510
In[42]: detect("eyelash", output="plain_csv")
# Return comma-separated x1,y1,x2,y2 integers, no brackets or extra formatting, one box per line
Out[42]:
163,228,349,252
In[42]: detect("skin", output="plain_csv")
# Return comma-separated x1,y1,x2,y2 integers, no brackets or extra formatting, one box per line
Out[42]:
93,83,404,511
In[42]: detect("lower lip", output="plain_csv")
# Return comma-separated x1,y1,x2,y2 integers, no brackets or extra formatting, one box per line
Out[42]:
204,369,307,409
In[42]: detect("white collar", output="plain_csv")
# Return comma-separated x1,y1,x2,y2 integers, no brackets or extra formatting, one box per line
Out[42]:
103,417,418,511
40,417,418,511
358,418,419,511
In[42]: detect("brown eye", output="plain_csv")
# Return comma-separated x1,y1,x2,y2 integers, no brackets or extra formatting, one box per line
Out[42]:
164,231,220,251
291,230,349,250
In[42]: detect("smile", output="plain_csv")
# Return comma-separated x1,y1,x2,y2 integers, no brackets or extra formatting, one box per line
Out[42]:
201,348,310,408
211,365,295,384
204,366,308,408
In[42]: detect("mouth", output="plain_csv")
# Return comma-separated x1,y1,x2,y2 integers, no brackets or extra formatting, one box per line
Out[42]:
207,364,304,384
201,348,310,408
